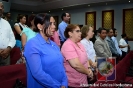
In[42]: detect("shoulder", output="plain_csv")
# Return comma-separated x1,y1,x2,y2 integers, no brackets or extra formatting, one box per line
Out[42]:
62,39,74,49
1,18,10,25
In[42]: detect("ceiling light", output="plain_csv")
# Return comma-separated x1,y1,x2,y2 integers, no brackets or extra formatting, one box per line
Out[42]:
32,12,33,13
62,9,63,10
129,1,130,2
49,11,50,12
106,3,107,5
88,5,90,6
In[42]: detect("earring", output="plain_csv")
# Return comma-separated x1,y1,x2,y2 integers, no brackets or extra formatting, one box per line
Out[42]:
39,29,42,31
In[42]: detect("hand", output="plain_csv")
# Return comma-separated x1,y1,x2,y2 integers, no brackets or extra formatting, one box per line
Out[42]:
0,49,4,57
87,68,93,79
0,48,11,59
61,86,65,88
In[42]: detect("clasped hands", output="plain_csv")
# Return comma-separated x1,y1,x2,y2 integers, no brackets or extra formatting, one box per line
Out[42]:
0,48,11,59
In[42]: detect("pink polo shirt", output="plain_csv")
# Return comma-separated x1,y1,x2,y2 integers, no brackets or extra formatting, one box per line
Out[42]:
61,39,88,87
51,31,60,46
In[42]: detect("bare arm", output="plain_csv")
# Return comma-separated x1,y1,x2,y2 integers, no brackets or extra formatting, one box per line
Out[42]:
14,25,22,34
68,58,93,77
21,33,27,48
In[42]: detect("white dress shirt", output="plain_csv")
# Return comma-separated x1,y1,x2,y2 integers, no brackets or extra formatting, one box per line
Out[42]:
81,38,96,62
119,38,128,52
0,18,15,49
112,36,122,56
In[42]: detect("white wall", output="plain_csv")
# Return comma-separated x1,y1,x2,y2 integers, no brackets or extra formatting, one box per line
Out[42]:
51,3,133,50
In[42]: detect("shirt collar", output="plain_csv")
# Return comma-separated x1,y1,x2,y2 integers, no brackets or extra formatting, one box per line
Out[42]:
36,33,55,45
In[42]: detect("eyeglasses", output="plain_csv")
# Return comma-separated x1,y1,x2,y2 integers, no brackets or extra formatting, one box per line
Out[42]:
75,30,81,33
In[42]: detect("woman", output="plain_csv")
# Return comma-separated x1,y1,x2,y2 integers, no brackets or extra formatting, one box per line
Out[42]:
61,24,93,87
24,13,68,88
20,14,37,49
51,30,60,47
14,14,28,50
80,25,97,68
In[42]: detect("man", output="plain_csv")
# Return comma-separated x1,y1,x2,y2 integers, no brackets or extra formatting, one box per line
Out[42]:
5,12,14,30
111,28,122,56
0,2,15,66
58,12,70,46
106,29,119,57
119,34,129,59
94,27,112,58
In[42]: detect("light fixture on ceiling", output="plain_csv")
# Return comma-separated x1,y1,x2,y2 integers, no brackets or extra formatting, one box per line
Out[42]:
106,3,107,5
62,9,63,10
129,1,130,2
88,5,90,6
49,11,50,12
32,12,33,13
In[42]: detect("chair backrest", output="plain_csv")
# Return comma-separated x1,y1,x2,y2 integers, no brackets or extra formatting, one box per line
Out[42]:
0,64,27,88
10,47,21,65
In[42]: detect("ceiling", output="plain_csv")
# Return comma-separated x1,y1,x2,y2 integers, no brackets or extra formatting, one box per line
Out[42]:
10,0,133,12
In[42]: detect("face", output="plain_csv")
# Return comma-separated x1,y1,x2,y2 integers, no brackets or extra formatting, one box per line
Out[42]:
69,26,81,42
64,13,70,22
46,17,56,36
0,2,4,17
108,29,114,37
114,30,117,37
7,13,11,18
87,27,94,39
99,30,107,39
20,16,26,24
31,19,35,28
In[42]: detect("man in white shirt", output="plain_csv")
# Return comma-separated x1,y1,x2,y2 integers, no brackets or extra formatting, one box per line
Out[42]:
0,2,15,66
119,34,129,59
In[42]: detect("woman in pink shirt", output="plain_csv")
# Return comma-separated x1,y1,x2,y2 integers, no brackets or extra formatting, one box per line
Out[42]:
61,24,93,88
50,31,60,47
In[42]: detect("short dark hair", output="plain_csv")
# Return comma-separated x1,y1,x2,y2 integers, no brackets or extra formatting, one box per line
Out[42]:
112,28,117,34
17,14,26,22
34,13,52,37
107,29,112,33
64,24,78,38
98,27,107,34
121,33,127,38
27,14,35,27
61,12,67,20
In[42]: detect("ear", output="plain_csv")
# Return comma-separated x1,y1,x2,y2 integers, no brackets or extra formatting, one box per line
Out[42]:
68,31,73,37
37,24,43,31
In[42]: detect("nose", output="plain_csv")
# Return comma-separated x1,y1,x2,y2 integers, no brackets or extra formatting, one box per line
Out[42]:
51,23,56,30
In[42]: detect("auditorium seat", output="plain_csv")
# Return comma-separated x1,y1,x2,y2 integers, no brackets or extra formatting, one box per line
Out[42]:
0,64,26,88
10,47,21,65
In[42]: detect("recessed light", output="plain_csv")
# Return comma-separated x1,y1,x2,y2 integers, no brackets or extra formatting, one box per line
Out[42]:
129,1,130,2
62,9,63,10
88,5,90,6
49,11,50,12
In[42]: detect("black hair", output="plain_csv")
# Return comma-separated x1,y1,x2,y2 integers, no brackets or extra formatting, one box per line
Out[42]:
112,28,117,34
61,12,67,20
121,33,127,38
98,27,107,34
34,13,51,37
17,14,26,22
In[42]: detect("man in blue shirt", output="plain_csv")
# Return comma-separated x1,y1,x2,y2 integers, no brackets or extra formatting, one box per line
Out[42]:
58,12,70,47
111,28,122,56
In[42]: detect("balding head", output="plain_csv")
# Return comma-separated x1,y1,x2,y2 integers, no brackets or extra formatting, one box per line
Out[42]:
0,2,4,17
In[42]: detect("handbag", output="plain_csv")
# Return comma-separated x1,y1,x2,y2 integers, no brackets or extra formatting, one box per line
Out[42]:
14,79,26,88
